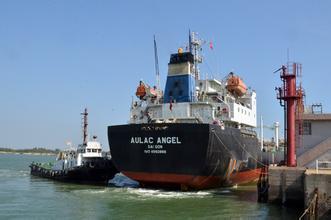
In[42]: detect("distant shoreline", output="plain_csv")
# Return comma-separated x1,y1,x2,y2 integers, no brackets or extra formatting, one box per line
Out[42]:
0,147,59,156
0,151,56,156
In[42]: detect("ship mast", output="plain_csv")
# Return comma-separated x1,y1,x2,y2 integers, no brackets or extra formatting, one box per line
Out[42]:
189,31,204,80
81,108,88,145
154,35,160,89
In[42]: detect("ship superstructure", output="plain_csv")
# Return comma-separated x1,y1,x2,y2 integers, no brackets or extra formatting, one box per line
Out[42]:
130,33,256,129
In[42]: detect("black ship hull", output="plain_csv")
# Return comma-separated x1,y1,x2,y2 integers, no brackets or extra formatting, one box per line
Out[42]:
108,123,262,189
30,158,118,185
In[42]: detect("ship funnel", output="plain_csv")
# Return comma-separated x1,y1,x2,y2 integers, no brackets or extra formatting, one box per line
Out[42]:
163,50,196,103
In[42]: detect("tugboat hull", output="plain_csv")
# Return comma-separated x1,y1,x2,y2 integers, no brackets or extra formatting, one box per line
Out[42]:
108,123,261,189
30,159,118,185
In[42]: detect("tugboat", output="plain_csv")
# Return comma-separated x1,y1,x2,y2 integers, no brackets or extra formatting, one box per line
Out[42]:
108,32,263,190
30,108,118,185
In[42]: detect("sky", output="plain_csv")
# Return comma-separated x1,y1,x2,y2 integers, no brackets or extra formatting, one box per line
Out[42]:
1,0,331,149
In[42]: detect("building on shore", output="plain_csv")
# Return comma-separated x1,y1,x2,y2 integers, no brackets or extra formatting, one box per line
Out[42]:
296,105,331,168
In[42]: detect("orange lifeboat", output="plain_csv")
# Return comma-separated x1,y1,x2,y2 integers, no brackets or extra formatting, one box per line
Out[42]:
136,81,147,99
226,73,247,96
136,81,158,100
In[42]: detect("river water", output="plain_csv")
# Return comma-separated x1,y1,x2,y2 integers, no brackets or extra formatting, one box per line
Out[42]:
0,153,301,219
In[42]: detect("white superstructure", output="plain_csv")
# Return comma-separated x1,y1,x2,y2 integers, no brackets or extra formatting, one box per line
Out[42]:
52,136,104,171
130,77,256,128
129,32,257,130
52,108,105,171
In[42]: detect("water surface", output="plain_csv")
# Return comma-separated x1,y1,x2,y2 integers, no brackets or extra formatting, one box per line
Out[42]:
0,154,300,219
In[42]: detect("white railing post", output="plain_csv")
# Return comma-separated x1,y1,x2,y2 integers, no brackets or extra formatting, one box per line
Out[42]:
316,160,319,174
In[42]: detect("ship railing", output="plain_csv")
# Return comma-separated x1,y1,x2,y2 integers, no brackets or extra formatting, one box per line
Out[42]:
152,117,202,124
240,128,256,137
315,160,331,173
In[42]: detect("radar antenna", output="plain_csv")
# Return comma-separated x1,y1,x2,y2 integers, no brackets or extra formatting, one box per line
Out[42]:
189,31,204,80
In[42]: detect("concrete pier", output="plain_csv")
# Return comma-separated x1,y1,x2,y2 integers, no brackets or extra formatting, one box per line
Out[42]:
304,169,331,217
268,166,306,205
266,166,331,218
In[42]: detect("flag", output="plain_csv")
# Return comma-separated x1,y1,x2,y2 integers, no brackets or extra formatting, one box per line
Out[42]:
209,41,214,50
169,97,173,111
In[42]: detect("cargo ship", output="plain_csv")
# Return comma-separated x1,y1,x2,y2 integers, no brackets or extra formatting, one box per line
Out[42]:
30,108,117,184
108,32,262,190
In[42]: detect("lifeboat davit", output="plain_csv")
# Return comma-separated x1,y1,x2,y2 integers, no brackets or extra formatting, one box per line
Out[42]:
226,73,247,96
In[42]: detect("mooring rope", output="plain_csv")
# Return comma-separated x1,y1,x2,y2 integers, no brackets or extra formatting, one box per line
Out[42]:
211,129,235,157
230,131,267,167
211,129,270,177
299,190,318,220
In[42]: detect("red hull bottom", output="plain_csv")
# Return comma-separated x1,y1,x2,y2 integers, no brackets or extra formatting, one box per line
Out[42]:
228,168,262,185
123,168,262,190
